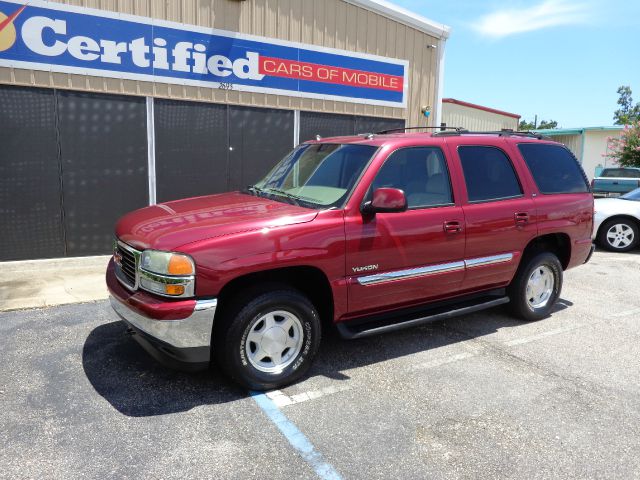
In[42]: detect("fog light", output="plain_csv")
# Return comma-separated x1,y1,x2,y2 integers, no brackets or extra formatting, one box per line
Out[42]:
165,284,185,296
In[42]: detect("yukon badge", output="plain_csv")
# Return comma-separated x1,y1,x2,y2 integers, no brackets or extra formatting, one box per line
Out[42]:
352,264,379,273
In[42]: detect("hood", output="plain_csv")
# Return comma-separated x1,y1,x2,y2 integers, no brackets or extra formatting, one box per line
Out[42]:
594,197,640,216
115,192,319,251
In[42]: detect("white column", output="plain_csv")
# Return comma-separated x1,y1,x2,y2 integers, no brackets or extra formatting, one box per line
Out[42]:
293,109,300,147
433,38,447,128
146,96,157,205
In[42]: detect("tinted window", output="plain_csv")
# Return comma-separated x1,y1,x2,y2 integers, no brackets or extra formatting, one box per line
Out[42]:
518,144,589,194
458,146,522,202
601,168,640,178
372,147,453,208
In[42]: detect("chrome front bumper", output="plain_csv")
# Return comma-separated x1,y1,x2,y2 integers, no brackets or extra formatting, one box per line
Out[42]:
109,296,217,350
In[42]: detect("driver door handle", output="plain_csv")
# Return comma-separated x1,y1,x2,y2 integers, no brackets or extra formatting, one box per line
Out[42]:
515,212,530,226
444,220,462,234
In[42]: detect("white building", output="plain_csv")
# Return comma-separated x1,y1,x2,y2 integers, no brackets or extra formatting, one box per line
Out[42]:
441,98,520,131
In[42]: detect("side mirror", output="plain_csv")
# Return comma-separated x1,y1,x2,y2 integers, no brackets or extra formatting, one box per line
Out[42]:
361,188,408,214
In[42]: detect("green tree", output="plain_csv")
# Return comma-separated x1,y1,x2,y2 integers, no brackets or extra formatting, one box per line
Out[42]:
614,86,640,125
519,119,558,130
538,120,558,129
519,119,536,130
606,122,640,167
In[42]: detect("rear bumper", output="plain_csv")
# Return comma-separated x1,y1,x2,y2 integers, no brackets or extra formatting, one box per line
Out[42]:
107,259,217,370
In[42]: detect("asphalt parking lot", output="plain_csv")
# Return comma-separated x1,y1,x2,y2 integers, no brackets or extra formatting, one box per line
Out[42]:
2,249,639,479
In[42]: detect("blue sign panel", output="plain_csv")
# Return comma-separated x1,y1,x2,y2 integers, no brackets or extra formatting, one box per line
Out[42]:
0,0,409,107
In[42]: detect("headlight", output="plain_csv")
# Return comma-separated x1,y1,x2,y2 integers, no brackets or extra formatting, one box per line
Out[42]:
139,250,195,298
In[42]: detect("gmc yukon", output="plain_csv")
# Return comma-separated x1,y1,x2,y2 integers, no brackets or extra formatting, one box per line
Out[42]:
106,130,595,390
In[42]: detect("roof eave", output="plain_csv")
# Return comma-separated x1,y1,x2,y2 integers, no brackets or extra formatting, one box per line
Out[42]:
343,0,451,39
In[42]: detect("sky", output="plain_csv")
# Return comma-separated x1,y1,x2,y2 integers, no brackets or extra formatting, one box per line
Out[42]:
394,0,640,128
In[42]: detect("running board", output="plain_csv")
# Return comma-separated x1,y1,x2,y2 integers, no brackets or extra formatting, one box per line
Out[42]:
337,296,510,340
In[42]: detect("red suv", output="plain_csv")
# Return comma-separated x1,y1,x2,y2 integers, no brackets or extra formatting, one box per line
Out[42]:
107,129,595,390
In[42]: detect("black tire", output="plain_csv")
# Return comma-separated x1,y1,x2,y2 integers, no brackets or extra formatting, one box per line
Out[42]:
596,218,640,252
508,252,563,321
214,285,321,390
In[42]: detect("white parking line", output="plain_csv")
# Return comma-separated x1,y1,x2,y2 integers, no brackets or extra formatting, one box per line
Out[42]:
410,352,476,371
504,325,582,346
611,307,640,318
267,384,351,408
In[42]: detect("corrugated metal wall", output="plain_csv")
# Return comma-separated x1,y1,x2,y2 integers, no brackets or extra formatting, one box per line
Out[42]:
442,102,519,131
551,134,583,161
0,0,440,125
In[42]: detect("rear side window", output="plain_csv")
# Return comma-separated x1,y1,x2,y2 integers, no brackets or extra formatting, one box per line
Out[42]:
518,144,589,194
458,146,522,202
600,168,640,178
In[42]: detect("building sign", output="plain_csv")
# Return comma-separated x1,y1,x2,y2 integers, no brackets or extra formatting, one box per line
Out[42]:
0,0,408,107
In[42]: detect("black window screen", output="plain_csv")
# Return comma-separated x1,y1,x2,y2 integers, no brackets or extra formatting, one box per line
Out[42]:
155,99,228,203
228,106,294,191
0,86,65,260
56,91,148,256
458,146,522,202
518,143,589,194
355,116,405,134
300,112,354,142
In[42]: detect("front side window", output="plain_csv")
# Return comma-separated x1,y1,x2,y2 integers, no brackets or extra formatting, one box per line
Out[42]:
371,147,453,209
253,143,377,208
458,146,523,202
518,143,589,194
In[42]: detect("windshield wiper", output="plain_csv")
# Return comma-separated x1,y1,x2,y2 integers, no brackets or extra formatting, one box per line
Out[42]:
264,188,303,205
246,185,267,195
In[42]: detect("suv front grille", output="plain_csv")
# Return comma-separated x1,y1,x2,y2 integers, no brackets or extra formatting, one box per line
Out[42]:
114,241,140,290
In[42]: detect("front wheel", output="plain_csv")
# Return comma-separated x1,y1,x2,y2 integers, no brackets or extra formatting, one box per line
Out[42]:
214,286,321,390
508,252,563,321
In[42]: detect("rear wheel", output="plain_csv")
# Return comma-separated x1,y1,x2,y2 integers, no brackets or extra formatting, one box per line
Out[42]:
214,286,321,390
597,218,639,252
508,252,563,321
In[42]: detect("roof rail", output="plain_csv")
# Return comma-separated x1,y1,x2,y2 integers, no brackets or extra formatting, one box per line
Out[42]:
376,126,467,134
432,128,551,140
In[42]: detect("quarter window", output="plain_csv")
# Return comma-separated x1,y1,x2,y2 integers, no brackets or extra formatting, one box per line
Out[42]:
518,143,589,194
458,146,522,202
372,147,453,208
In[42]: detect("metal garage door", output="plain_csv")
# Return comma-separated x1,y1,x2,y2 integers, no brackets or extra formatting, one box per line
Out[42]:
0,86,65,261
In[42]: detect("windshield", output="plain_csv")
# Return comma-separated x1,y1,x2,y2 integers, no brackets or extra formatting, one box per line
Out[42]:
621,187,640,201
251,143,378,208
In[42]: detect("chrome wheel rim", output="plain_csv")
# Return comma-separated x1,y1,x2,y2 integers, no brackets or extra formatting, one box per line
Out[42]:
606,223,634,249
245,310,304,374
526,265,554,309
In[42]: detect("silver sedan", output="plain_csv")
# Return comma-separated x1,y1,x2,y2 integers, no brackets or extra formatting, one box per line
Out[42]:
593,187,640,252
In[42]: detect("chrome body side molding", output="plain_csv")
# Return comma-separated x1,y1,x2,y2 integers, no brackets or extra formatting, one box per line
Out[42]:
464,253,513,269
357,261,465,286
356,253,515,286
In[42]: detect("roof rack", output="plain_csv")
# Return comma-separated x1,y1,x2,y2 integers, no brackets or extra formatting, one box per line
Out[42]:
432,128,551,140
376,126,467,134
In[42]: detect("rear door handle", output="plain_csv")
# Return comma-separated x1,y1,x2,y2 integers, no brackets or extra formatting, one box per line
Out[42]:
444,220,462,234
515,212,529,226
